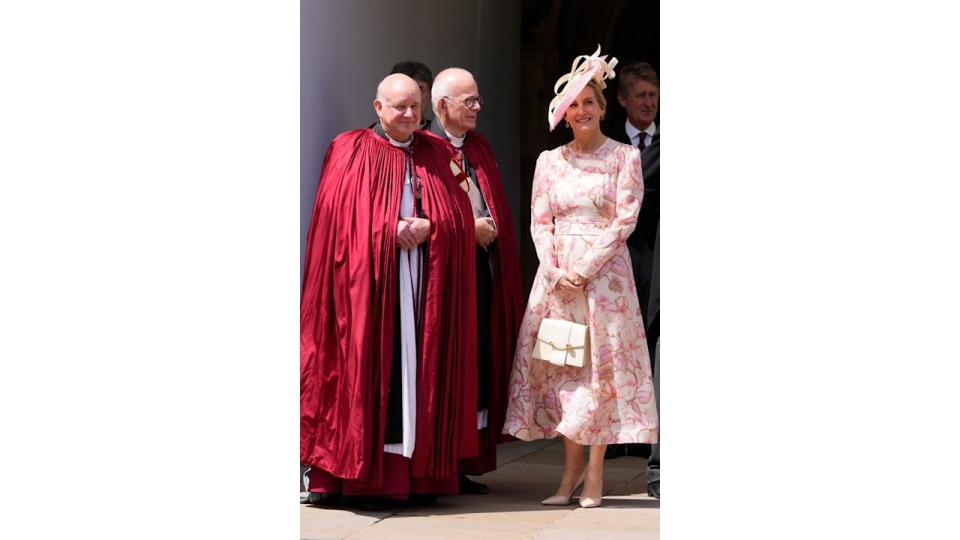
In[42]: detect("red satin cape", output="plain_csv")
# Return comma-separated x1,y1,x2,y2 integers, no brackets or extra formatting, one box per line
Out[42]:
423,129,525,473
300,129,478,487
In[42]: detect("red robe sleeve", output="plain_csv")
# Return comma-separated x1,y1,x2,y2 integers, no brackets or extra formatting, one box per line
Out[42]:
300,129,401,483
462,133,525,447
421,128,525,469
410,136,480,479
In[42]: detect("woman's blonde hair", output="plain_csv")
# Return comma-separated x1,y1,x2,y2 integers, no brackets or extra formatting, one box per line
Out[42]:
586,79,607,112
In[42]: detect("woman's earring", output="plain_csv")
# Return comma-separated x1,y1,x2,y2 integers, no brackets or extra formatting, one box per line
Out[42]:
564,120,570,128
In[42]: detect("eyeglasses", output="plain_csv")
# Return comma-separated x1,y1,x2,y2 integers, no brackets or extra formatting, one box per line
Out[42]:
445,95,484,109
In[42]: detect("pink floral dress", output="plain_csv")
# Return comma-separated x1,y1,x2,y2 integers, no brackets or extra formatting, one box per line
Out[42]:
502,138,659,445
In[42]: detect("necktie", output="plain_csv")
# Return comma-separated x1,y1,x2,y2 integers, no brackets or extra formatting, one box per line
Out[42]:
637,133,647,152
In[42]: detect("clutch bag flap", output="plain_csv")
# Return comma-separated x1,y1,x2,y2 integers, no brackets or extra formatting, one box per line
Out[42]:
533,318,589,367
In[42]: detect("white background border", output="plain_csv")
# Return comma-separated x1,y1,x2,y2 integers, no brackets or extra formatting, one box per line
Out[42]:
2,1,959,538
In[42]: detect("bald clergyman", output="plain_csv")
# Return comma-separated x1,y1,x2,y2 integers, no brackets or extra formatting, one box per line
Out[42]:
301,74,480,507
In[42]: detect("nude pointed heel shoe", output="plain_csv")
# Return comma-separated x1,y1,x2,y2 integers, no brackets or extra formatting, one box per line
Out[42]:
542,470,586,506
578,471,603,508
578,496,602,508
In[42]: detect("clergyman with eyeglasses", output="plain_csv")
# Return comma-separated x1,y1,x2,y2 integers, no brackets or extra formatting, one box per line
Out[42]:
423,67,525,496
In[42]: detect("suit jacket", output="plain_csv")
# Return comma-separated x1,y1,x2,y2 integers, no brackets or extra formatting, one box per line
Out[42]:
648,223,659,330
610,122,659,325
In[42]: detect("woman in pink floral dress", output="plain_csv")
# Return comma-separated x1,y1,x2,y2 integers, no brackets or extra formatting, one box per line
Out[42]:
502,49,659,508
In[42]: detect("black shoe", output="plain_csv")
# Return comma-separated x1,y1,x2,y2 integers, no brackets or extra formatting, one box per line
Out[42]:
459,474,489,495
647,483,659,499
304,491,342,505
604,444,627,460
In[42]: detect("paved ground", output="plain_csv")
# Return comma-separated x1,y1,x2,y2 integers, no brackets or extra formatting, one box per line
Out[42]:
300,439,659,539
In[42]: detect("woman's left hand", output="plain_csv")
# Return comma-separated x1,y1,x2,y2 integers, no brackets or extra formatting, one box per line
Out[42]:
556,269,586,291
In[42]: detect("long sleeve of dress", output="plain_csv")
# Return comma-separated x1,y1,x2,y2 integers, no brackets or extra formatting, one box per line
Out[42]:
530,152,565,290
571,146,644,280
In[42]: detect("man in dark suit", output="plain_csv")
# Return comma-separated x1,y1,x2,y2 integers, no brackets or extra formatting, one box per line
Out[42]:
645,226,660,498
606,61,660,461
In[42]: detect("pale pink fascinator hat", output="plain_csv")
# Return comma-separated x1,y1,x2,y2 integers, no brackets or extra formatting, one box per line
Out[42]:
548,45,619,131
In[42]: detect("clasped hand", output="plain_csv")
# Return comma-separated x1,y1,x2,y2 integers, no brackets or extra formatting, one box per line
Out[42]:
475,217,497,248
397,217,431,250
556,269,586,292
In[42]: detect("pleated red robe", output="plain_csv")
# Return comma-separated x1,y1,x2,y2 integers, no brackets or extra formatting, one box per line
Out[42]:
300,128,478,488
422,127,525,474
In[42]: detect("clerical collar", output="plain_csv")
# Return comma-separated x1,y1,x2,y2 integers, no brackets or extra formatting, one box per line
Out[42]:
387,133,412,148
372,122,413,148
625,120,656,146
428,117,467,148
445,130,466,148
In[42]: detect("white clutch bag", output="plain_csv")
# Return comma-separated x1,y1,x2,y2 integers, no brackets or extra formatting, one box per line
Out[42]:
532,318,590,367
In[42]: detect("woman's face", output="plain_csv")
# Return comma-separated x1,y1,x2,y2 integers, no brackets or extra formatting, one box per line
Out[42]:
564,86,604,135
